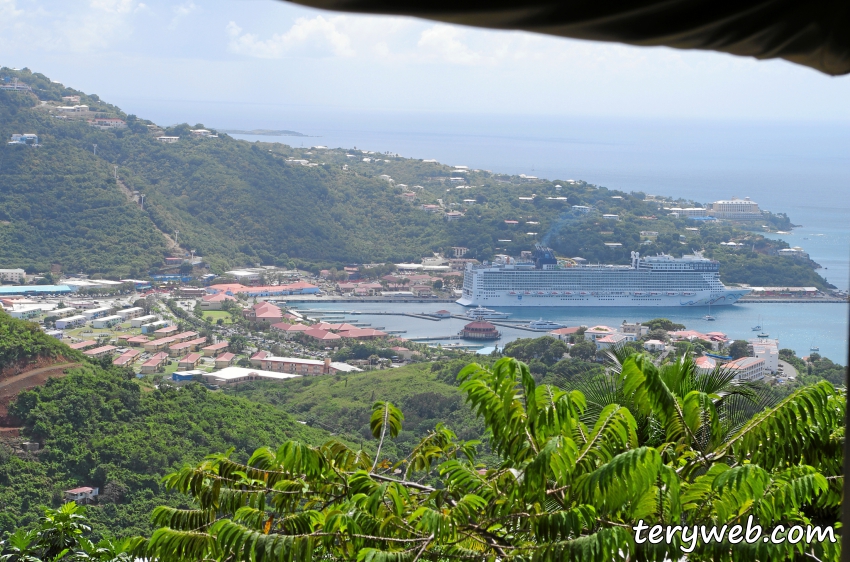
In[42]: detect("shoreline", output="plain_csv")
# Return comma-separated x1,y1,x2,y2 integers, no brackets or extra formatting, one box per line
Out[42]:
281,296,847,305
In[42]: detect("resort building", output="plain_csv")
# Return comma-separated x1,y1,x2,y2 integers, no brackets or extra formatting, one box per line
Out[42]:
709,197,762,220
460,321,500,340
723,356,766,381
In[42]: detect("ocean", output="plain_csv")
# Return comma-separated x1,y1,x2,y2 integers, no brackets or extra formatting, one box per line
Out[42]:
121,101,850,361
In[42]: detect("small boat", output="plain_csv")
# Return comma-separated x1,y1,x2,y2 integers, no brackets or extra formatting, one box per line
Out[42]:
683,292,696,296
550,291,559,295
752,315,762,331
633,291,645,296
528,318,567,331
563,291,573,295
537,291,546,295
524,291,531,295
508,291,517,295
810,341,819,352
650,292,660,296
667,292,678,296
703,315,716,321
579,291,589,296
465,306,511,320
757,332,770,338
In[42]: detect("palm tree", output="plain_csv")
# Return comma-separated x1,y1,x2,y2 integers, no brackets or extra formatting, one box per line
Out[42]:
573,344,769,451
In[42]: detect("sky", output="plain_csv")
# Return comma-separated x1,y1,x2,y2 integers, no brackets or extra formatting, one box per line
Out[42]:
2,0,850,121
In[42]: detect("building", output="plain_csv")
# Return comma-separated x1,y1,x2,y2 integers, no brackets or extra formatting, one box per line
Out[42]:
141,320,170,334
113,349,140,366
583,326,617,342
595,333,634,350
171,331,199,343
445,211,464,221
620,321,649,338
174,287,207,297
8,134,39,146
144,337,176,352
153,325,179,336
431,310,452,318
190,129,214,137
665,207,708,218
242,301,283,323
177,353,202,370
168,339,204,356
87,118,126,129
389,347,415,360
639,231,658,241
201,293,237,309
172,370,203,382
83,345,117,358
82,307,112,320
270,323,311,337
157,136,179,143
214,352,236,368
202,341,230,356
68,340,97,351
709,197,762,220
460,321,500,340
695,356,717,373
548,326,581,341
64,487,99,504
91,315,123,328
724,356,765,381
303,328,342,342
0,268,25,283
130,314,159,327
61,95,81,103
602,214,620,221
140,352,169,374
643,339,666,352
200,366,302,386
0,285,72,296
126,335,150,346
117,307,144,320
451,247,469,258
749,338,779,373
255,357,351,376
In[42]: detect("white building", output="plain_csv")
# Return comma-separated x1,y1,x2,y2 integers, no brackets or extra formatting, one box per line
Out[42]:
157,136,179,143
724,356,765,381
643,340,666,352
117,307,145,320
0,268,26,283
91,315,123,329
749,338,779,373
130,314,159,327
710,197,762,220
56,315,87,329
82,307,112,320
141,320,170,333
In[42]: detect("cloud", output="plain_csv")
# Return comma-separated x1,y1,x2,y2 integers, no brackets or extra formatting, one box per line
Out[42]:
169,1,197,29
226,15,355,59
416,25,485,65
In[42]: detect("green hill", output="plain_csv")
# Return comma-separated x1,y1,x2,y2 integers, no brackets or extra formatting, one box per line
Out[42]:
0,67,832,288
0,311,84,374
1,362,331,538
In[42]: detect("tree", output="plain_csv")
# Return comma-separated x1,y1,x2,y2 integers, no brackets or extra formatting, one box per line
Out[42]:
229,335,247,353
569,339,597,361
729,339,750,359
432,279,443,290
139,356,842,562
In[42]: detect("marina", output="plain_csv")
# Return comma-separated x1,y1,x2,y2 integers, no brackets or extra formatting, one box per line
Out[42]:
290,301,849,363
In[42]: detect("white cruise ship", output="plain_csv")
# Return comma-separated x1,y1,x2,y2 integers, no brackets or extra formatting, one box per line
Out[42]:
457,246,749,308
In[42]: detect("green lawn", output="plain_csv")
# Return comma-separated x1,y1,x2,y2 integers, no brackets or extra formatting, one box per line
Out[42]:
202,310,234,324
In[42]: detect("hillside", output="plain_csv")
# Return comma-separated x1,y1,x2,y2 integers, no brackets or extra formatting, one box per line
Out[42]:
222,362,488,459
0,67,832,288
1,362,331,538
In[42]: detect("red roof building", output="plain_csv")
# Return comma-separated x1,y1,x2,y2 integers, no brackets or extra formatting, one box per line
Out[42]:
460,321,500,340
69,340,98,350
303,329,342,341
177,353,203,370
243,301,283,323
140,352,169,374
83,345,117,357
214,352,236,368
201,341,230,356
338,328,388,340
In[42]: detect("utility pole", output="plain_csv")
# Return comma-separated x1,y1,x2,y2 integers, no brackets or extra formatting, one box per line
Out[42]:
92,144,97,156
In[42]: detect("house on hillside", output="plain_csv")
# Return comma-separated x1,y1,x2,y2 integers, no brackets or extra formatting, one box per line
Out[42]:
64,487,98,504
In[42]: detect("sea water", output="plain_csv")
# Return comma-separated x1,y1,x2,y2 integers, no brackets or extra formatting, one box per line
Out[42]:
295,301,847,363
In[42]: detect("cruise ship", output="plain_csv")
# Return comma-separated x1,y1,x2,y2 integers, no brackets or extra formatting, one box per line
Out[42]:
457,246,749,308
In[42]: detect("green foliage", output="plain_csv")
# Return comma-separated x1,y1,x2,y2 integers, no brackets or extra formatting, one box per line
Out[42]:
570,339,598,361
729,340,750,359
140,355,843,561
0,311,84,368
643,318,685,332
0,363,330,538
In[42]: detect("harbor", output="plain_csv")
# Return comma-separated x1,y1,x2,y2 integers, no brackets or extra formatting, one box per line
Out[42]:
289,301,849,363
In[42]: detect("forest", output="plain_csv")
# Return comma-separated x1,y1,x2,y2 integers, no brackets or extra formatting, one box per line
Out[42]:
0,67,832,289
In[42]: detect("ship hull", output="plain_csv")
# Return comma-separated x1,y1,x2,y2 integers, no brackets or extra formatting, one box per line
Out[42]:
457,290,747,308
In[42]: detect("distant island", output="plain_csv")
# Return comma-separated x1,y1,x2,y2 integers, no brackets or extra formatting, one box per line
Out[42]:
219,128,308,137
